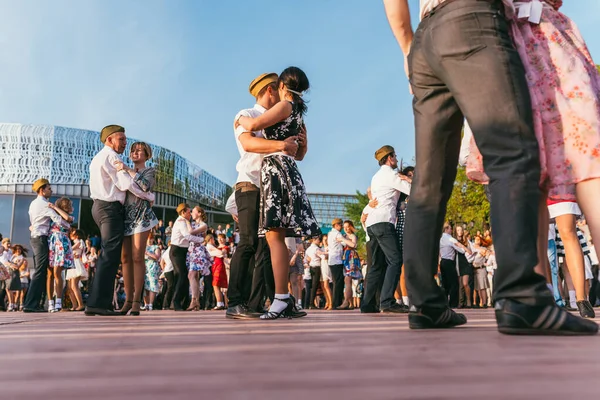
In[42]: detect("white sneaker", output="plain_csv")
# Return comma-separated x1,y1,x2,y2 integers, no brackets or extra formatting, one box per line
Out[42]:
47,305,54,313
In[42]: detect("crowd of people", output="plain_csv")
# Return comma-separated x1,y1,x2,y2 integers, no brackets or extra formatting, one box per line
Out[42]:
2,0,600,336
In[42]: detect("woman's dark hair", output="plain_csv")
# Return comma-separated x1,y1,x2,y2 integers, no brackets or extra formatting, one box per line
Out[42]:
402,166,415,175
12,244,28,256
73,229,85,240
193,206,207,222
55,197,72,213
278,66,309,115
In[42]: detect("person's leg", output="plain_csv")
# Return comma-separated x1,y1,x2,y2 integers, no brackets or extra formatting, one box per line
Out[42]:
329,264,344,308
263,229,296,317
163,270,175,310
343,276,353,306
120,236,134,312
461,275,472,307
555,214,586,301
72,278,84,309
24,236,49,310
360,231,383,312
370,223,402,311
131,231,150,313
202,274,214,310
547,238,564,306
309,268,321,308
170,246,189,310
88,201,124,310
228,189,260,308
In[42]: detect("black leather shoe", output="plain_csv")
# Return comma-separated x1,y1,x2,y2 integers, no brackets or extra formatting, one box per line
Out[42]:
576,300,595,319
495,299,598,336
381,303,410,314
226,304,262,319
408,306,467,329
84,307,122,316
22,307,47,313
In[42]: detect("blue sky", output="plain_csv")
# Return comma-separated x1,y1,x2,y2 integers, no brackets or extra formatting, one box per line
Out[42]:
1,1,598,195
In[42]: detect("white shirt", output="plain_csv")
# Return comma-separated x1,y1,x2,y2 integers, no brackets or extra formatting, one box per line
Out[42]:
305,243,323,267
361,205,372,242
486,254,497,272
365,165,411,228
171,216,203,248
161,246,174,273
234,231,240,244
28,195,63,238
439,232,465,261
234,104,267,187
89,146,155,204
0,249,13,267
420,0,446,19
225,193,237,217
459,120,473,167
327,228,344,265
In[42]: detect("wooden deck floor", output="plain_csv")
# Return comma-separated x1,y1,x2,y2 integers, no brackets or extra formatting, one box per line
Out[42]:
1,309,599,400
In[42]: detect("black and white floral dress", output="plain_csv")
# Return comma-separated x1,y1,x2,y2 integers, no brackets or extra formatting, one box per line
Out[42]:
259,102,321,238
124,167,159,236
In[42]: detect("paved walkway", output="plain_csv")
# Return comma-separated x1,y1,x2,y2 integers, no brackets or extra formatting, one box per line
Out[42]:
1,310,599,399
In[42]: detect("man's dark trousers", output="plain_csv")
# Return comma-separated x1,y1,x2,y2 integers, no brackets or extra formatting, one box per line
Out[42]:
404,0,552,311
87,200,124,310
23,235,50,309
361,222,402,311
228,186,273,309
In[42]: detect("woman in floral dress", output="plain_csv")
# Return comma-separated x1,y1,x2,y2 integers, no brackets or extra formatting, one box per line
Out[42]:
47,197,75,313
115,142,158,316
464,0,600,316
236,66,321,319
186,206,211,311
65,230,87,311
336,220,362,310
143,235,161,311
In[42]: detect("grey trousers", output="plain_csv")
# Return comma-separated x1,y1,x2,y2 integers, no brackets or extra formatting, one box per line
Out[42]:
404,0,553,309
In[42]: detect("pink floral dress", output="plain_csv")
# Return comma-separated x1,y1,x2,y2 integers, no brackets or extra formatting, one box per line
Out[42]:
466,0,600,201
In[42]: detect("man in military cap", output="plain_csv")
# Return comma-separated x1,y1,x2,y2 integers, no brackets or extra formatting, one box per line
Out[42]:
23,179,71,312
361,145,411,314
86,125,155,316
226,72,304,319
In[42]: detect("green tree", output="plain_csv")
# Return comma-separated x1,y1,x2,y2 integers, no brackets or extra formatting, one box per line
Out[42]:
344,190,370,259
445,166,490,232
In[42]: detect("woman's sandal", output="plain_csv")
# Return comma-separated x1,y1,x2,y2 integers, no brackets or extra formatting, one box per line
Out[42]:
129,300,141,316
120,300,133,315
260,298,294,320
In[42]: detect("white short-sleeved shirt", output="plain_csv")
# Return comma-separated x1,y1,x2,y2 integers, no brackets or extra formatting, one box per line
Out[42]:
234,104,267,187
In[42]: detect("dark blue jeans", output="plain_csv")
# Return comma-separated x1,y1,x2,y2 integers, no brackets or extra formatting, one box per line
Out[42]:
362,223,402,311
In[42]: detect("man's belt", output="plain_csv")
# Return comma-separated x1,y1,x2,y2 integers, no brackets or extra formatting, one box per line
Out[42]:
235,182,259,192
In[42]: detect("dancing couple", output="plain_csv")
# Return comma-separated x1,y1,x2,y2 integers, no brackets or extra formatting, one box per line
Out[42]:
86,125,158,316
229,67,321,320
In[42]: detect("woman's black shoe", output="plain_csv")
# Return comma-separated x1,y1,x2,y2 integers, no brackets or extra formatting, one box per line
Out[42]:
260,298,294,320
129,300,141,316
577,300,595,318
408,306,467,329
496,299,598,335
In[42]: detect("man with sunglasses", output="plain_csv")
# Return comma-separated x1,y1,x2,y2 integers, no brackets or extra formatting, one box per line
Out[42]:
361,145,411,313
